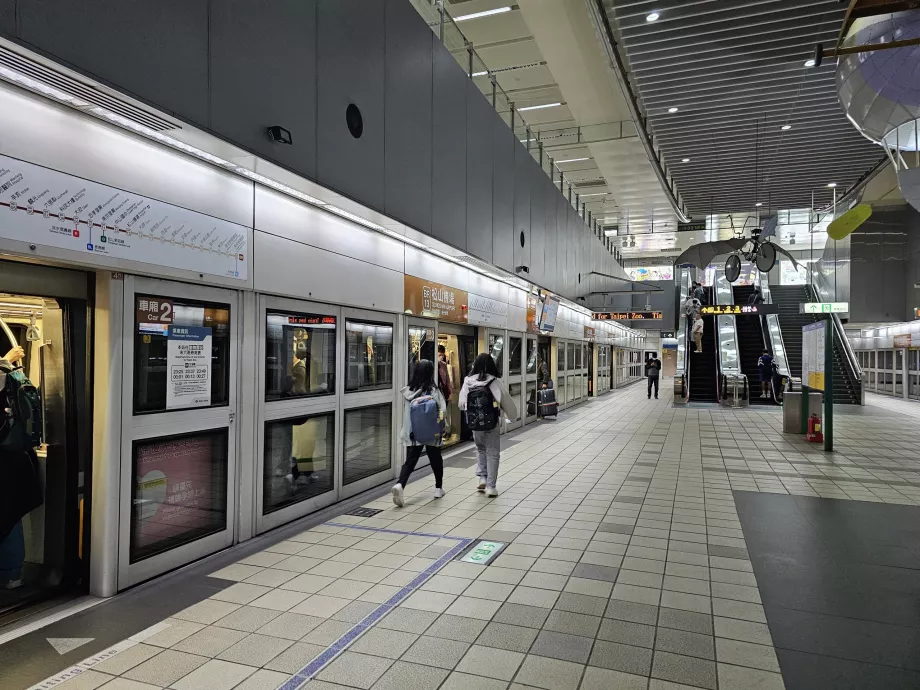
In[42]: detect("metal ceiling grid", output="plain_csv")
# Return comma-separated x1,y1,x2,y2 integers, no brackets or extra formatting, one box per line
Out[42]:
605,0,886,218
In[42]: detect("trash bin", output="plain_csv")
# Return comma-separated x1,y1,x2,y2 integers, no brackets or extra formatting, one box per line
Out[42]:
783,391,823,433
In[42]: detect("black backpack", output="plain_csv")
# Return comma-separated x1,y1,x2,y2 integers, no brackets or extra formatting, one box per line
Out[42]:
0,362,42,451
466,385,499,431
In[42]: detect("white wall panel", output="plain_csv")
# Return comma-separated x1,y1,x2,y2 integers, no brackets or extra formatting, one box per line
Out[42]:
0,85,252,228
509,287,528,309
254,187,404,274
508,305,526,332
467,271,508,303
404,245,470,289
253,231,402,312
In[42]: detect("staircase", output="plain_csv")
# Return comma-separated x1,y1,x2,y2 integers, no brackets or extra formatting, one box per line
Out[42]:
733,285,776,405
689,310,719,403
770,284,862,404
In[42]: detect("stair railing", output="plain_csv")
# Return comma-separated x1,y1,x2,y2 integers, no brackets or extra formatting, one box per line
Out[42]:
805,281,864,404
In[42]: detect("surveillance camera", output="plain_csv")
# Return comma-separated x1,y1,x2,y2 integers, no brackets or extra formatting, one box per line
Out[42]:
515,265,530,274
267,126,293,145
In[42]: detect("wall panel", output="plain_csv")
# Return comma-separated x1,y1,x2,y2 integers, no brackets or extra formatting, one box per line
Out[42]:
431,41,468,248
316,0,386,211
544,191,558,293
513,147,531,275
466,81,494,261
384,0,433,235
18,0,209,125
492,119,515,273
528,163,545,287
210,0,317,179
0,0,14,34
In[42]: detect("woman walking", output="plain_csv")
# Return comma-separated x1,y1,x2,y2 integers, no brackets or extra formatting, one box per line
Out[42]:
393,360,447,507
459,354,518,497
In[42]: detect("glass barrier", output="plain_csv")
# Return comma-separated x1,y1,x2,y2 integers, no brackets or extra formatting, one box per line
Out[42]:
758,273,790,377
714,273,740,375
675,268,691,377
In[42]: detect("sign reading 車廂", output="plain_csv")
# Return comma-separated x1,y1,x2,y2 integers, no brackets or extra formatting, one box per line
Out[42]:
136,296,174,325
592,311,663,321
404,275,468,323
460,541,505,565
800,302,848,314
166,325,212,409
701,304,778,316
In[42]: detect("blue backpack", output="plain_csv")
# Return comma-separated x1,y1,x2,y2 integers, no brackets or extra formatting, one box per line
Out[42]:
409,394,444,445
0,362,42,451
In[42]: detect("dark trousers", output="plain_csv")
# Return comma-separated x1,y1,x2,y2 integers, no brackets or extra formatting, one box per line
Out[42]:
647,376,659,398
399,445,444,489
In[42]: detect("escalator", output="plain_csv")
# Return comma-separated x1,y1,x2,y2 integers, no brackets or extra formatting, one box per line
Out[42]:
732,285,777,405
770,284,862,404
688,288,719,402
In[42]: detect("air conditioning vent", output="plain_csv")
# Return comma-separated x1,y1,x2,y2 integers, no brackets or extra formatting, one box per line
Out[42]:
0,45,178,132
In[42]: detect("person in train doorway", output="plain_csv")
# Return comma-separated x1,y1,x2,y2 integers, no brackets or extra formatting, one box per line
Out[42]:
748,286,764,306
437,344,452,402
645,353,662,399
692,312,705,353
758,348,774,399
0,346,44,591
459,353,518,498
393,360,447,507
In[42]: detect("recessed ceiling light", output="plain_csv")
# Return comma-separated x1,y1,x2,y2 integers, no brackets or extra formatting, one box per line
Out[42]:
455,7,512,22
681,158,690,163
646,12,660,22
804,58,816,67
755,202,763,207
781,125,792,130
827,182,837,188
518,102,562,112
471,71,488,77
668,107,679,113
580,192,607,197
556,157,590,164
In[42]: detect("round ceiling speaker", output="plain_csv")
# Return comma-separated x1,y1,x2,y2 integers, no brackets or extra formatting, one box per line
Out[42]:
725,254,742,283
755,242,777,273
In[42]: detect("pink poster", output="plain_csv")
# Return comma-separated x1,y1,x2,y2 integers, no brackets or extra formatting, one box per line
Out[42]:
132,432,226,559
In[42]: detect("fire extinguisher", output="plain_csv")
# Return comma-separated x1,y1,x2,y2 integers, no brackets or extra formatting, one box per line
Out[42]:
806,413,823,443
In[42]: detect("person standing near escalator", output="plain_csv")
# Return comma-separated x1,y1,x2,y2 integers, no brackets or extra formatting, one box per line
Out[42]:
645,353,661,399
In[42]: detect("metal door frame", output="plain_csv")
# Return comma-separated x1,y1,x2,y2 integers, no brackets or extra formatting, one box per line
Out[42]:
403,316,439,470
524,335,538,424
505,331,525,430
119,276,239,589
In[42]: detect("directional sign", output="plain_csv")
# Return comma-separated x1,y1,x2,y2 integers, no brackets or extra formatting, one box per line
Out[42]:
799,302,848,314
460,541,505,565
592,311,663,321
701,304,778,316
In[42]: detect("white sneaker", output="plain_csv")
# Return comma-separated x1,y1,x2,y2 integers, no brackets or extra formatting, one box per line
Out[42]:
477,478,486,492
3,579,22,590
434,488,445,499
391,484,404,507
760,393,767,398
486,487,499,497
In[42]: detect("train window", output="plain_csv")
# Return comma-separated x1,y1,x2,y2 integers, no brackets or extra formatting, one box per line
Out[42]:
265,311,336,401
345,321,394,392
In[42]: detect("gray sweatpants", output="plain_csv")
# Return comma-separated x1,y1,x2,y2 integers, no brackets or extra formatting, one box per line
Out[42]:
473,427,501,489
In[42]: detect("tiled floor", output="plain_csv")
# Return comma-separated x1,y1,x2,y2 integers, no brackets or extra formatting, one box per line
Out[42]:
13,383,920,690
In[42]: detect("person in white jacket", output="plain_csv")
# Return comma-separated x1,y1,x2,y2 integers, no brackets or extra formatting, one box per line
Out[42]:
459,353,518,497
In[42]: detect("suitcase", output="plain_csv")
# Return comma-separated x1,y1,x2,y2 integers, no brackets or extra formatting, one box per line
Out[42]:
537,388,558,418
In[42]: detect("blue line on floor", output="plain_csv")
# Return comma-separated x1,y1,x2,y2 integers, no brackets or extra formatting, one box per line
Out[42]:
280,522,475,690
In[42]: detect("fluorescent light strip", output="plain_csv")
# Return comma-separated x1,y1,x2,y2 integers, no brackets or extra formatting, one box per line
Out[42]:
471,71,488,77
580,192,607,197
556,157,589,164
454,7,511,22
518,102,561,111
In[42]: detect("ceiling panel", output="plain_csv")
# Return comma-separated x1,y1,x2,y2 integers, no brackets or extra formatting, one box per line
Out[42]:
604,0,886,218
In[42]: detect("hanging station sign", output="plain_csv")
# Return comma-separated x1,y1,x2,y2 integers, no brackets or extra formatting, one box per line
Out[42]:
404,275,468,323
0,154,248,280
701,304,778,316
592,311,663,321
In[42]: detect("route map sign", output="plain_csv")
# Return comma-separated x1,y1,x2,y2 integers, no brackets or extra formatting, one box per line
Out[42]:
701,304,778,316
0,154,248,280
592,311,663,321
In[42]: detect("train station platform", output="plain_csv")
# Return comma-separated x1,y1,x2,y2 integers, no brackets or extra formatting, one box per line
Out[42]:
3,383,920,690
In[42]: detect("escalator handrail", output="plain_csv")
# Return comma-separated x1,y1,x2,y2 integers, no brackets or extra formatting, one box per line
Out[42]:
713,276,741,376
675,268,692,379
710,287,722,403
758,273,791,378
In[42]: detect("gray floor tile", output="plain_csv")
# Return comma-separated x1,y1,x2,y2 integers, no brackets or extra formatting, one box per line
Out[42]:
425,613,489,642
233,669,292,690
401,635,471,669
171,659,257,690
213,605,283,634
475,622,539,653
351,627,419,659
493,603,550,629
717,662,785,690
378,607,439,635
598,522,634,535
658,607,714,635
255,612,324,640
706,544,749,560
543,610,601,637
529,630,593,663
651,651,717,690
302,619,354,645
655,627,715,661
579,666,648,690
439,671,509,690
123,650,208,686
333,600,379,624
316,651,394,689
172,626,248,657
456,645,525,681
605,599,659,625
263,642,327,674
514,654,585,690
597,618,655,648
371,660,450,690
589,639,653,676
217,633,294,666
553,592,607,616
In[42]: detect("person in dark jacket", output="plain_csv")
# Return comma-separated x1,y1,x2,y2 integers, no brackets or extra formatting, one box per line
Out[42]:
645,354,662,399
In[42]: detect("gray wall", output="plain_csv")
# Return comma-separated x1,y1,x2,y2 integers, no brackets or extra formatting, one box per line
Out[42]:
0,0,621,301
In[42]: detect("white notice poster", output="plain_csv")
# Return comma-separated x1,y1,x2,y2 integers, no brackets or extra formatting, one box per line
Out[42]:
0,154,247,280
166,326,212,409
